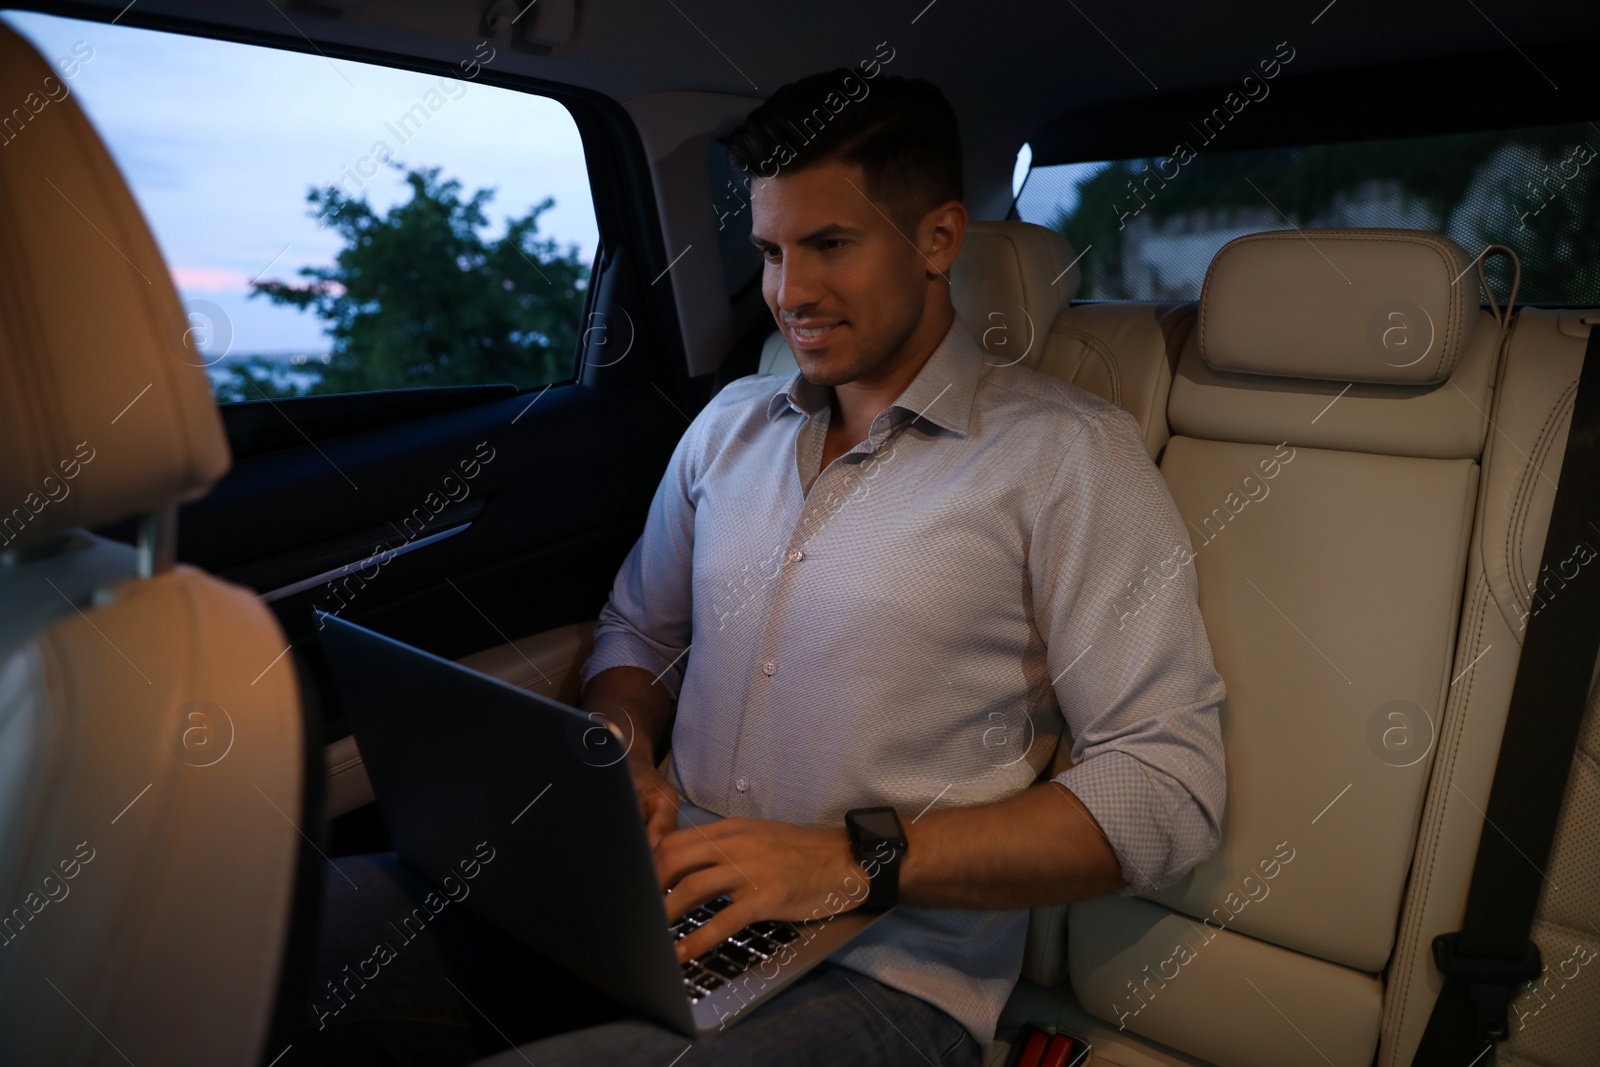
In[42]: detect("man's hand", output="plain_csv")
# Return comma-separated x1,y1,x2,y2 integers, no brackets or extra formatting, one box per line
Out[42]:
632,758,680,849
655,818,865,962
578,665,679,847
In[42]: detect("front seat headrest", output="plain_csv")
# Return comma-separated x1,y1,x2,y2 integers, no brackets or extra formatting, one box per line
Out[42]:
1197,228,1479,386
0,22,230,554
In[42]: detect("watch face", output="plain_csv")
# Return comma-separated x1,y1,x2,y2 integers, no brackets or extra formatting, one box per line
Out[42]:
854,809,902,840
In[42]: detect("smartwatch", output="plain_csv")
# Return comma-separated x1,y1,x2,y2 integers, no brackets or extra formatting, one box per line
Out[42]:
844,806,907,910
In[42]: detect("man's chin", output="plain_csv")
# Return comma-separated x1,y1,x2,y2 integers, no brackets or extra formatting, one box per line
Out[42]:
795,347,847,383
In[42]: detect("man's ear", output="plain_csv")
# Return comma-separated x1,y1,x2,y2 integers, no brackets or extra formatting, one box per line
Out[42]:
921,199,968,280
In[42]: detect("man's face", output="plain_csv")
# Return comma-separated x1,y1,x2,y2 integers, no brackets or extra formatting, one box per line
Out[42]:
750,160,949,390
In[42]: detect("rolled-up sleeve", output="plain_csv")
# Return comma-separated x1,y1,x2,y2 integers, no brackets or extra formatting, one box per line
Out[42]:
578,411,708,703
1031,406,1226,896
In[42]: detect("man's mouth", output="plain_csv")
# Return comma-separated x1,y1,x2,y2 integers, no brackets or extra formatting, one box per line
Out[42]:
786,320,843,349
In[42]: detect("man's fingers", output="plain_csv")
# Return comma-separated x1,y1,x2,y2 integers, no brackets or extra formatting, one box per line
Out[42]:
675,897,756,963
661,865,742,926
653,830,730,904
635,772,680,845
649,809,675,844
646,806,676,852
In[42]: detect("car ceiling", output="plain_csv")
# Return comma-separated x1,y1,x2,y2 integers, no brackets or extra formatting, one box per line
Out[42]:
25,0,1600,224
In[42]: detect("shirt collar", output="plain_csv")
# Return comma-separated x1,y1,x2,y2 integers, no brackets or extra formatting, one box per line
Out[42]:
764,315,983,443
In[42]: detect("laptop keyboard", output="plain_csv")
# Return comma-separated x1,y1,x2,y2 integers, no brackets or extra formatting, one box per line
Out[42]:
670,894,802,1002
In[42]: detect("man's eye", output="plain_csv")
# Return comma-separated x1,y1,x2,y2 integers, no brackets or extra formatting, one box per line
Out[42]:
761,247,781,262
820,239,846,251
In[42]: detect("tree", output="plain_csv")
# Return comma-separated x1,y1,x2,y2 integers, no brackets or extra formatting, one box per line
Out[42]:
209,353,328,404
229,164,588,397
1049,123,1600,302
1475,139,1600,302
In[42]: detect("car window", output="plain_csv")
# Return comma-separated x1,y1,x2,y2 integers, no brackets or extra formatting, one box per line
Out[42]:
2,10,599,402
709,138,762,298
1014,122,1600,305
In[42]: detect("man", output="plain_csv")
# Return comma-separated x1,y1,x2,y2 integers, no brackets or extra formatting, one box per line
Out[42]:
299,70,1225,1067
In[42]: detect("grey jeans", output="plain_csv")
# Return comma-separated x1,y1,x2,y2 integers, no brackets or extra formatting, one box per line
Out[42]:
295,853,981,1067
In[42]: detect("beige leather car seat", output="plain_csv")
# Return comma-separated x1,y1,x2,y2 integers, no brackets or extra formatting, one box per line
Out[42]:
1381,306,1600,1067
984,255,1599,1067
1031,301,1191,461
1065,229,1501,1067
0,23,310,1066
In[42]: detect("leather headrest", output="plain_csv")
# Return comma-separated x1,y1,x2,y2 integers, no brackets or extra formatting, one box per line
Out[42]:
950,220,1079,364
0,24,229,554
1197,229,1478,386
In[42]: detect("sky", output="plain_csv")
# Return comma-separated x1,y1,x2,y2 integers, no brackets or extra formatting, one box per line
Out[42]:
3,10,600,357
1014,160,1108,227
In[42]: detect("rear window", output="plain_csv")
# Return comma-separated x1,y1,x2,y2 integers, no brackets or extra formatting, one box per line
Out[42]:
1014,122,1600,305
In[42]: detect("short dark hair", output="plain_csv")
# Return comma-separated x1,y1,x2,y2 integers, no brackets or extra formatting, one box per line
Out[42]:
725,70,963,225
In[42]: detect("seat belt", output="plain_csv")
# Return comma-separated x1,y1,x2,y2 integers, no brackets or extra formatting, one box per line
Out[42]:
1410,320,1600,1064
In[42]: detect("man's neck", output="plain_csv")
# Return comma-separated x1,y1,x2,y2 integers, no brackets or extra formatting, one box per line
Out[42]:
829,300,956,432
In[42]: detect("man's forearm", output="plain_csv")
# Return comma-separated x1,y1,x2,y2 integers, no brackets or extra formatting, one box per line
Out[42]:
896,781,1126,909
579,665,676,768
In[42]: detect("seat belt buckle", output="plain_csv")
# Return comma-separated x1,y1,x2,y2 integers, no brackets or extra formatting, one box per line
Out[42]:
1431,931,1543,1041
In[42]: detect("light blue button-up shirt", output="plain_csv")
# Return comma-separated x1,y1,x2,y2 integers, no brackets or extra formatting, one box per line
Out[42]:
580,316,1226,1046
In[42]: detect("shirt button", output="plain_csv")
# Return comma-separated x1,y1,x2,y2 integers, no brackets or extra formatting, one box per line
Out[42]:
789,549,805,562
761,660,777,676
735,775,748,793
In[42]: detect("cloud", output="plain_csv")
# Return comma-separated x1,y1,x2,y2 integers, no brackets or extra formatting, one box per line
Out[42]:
171,265,254,292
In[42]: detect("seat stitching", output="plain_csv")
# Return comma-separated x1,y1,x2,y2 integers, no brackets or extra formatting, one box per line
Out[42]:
1035,231,1068,315
1512,382,1575,588
993,236,1030,364
1394,343,1578,1059
1048,324,1121,405
1508,379,1577,619
1385,581,1482,1062
1385,576,1490,1062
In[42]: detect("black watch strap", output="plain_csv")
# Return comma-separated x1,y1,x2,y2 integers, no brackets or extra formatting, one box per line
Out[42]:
863,845,899,910
845,807,906,910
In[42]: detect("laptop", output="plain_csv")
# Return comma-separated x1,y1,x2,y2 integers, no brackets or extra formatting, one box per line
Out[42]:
318,614,890,1037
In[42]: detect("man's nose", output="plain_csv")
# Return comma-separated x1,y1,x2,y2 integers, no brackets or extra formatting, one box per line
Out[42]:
774,254,822,315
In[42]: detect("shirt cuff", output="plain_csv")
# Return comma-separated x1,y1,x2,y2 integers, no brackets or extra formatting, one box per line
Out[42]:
579,629,686,703
1052,749,1218,897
